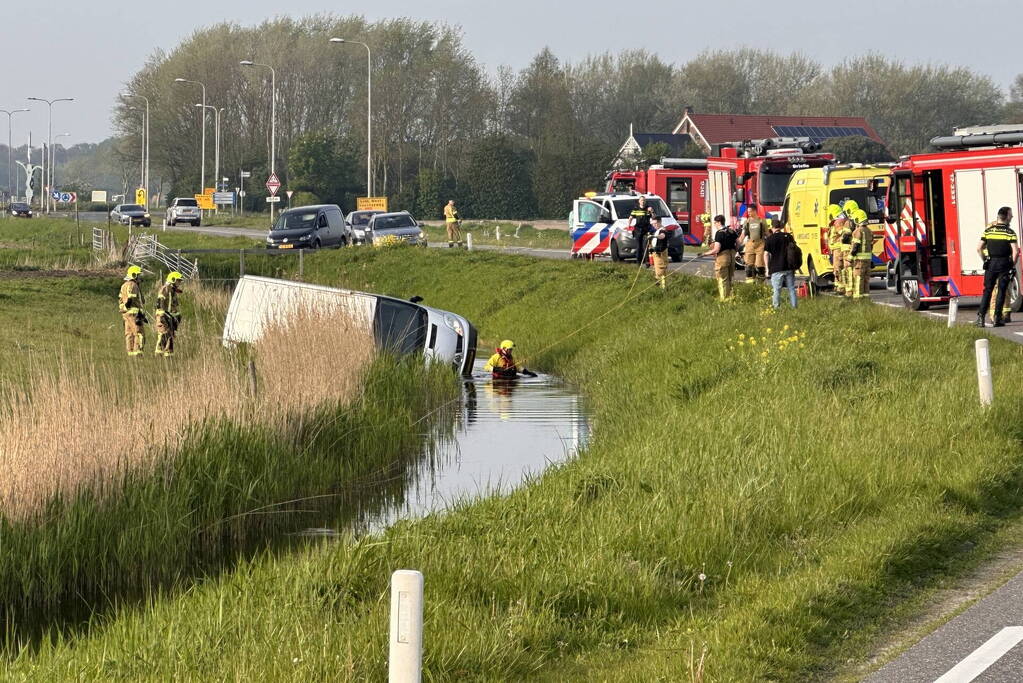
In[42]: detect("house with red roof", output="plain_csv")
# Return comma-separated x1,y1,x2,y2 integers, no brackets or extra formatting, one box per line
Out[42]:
671,107,885,154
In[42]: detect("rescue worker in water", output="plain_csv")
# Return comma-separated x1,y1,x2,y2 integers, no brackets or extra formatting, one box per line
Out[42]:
483,340,537,379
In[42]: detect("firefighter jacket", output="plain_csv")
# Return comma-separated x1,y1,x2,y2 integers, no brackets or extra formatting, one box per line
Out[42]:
444,204,459,223
826,221,844,250
484,350,519,379
157,283,181,315
119,279,143,314
851,224,874,260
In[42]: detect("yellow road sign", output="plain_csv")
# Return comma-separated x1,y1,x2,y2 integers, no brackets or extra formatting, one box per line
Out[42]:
357,196,388,212
203,187,216,196
195,193,215,210
135,188,147,205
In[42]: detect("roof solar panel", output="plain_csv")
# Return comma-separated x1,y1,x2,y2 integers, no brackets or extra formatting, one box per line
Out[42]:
769,124,872,143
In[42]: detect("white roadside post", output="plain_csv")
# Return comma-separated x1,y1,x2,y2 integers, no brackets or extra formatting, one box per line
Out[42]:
466,232,473,251
975,338,993,407
389,570,423,683
948,297,959,327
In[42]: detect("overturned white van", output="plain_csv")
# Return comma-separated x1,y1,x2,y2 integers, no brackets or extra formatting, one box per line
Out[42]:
222,275,478,376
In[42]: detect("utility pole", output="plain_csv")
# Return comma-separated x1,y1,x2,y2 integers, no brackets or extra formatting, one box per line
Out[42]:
0,108,29,207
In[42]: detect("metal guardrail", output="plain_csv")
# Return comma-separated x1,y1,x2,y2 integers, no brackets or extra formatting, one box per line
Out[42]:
125,233,200,280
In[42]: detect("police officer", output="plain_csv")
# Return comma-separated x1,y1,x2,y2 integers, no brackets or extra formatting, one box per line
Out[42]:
741,205,767,284
648,216,673,290
630,195,653,266
704,215,744,301
849,210,874,299
976,206,1019,328
118,265,146,357
155,271,184,356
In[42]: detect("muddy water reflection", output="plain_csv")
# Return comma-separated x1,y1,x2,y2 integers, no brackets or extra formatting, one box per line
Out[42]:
302,360,589,536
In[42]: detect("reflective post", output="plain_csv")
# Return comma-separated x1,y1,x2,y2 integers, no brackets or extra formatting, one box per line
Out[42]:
975,338,993,407
947,297,959,328
389,570,423,683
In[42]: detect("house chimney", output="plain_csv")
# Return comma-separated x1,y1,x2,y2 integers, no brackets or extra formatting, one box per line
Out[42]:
629,122,634,138
684,105,694,115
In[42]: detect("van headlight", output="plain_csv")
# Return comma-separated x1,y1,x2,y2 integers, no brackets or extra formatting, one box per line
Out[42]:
418,230,425,238
144,213,151,218
443,314,464,336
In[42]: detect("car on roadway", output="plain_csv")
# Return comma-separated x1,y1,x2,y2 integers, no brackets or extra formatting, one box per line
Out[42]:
167,197,201,226
9,202,32,218
570,193,686,262
346,209,384,244
110,204,152,227
266,204,352,250
366,211,427,247
223,275,478,376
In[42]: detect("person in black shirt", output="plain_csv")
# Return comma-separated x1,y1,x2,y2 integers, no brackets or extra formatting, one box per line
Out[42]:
703,215,744,301
764,223,798,309
630,196,653,266
976,206,1019,327
648,216,673,290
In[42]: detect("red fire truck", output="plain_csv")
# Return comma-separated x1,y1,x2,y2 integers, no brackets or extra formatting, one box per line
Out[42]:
605,159,709,245
706,138,834,229
884,126,1023,311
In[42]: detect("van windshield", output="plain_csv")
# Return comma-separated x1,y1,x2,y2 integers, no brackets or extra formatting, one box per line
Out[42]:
829,188,885,219
612,197,670,218
274,212,318,230
373,214,416,230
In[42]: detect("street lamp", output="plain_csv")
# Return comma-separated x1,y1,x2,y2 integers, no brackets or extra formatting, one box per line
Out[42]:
27,96,74,212
173,78,206,192
121,92,150,209
0,108,29,205
239,60,277,224
329,38,373,197
195,103,222,202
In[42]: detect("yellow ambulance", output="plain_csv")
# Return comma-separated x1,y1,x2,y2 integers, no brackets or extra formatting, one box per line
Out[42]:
781,164,891,288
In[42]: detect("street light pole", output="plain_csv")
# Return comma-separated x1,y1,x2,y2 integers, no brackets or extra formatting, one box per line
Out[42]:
121,93,150,209
0,108,29,206
239,60,276,224
174,78,206,192
195,104,221,207
27,96,74,213
329,38,373,197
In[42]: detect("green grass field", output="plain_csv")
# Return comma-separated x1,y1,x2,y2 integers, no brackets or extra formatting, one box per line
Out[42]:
6,239,1023,680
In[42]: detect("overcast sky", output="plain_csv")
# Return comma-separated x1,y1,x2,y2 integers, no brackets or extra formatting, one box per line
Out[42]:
4,0,1021,146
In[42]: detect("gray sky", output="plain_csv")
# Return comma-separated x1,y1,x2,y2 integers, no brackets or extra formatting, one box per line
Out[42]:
4,0,1021,146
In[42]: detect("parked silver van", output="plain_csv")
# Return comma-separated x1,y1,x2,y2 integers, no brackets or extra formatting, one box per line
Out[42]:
222,276,477,375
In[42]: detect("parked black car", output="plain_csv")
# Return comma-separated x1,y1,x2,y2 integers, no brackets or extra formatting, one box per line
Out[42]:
9,202,32,218
266,204,352,249
110,204,152,227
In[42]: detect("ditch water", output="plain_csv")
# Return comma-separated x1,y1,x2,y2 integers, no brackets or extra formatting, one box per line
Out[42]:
293,359,590,537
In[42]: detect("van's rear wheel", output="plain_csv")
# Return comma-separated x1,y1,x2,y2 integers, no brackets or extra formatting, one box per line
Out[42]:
901,278,930,311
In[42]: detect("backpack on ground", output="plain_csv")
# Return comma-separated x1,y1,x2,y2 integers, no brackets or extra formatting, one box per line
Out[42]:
785,235,802,271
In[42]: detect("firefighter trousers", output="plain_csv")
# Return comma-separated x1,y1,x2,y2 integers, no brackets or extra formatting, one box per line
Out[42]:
852,259,872,298
122,313,144,356
979,263,1013,322
651,251,668,290
988,278,1013,321
714,250,736,300
446,221,462,247
743,239,766,283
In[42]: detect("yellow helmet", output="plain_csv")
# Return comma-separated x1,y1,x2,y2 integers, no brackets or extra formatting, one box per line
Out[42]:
166,271,183,284
124,265,142,280
842,199,860,214
827,204,842,220
499,340,515,350
851,209,868,225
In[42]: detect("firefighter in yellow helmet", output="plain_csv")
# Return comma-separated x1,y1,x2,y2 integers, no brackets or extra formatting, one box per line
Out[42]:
850,210,874,299
741,205,767,284
836,199,860,297
155,271,184,356
483,340,537,379
825,204,845,293
118,265,146,356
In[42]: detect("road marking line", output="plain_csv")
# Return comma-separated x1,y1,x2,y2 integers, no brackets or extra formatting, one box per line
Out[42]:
1014,332,1023,337
934,626,1023,682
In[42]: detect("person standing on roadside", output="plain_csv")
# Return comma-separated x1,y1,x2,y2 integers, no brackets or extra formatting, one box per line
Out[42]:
741,205,767,284
630,195,654,266
155,271,184,357
849,210,874,299
648,216,673,290
444,199,463,249
976,206,1019,328
703,215,744,301
118,265,146,357
764,222,799,309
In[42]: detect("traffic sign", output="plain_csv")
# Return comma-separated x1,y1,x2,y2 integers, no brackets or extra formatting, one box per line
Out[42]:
92,190,107,203
240,171,251,178
265,196,281,203
286,190,294,199
195,194,215,210
357,196,389,212
266,173,281,196
135,188,147,205
213,191,235,205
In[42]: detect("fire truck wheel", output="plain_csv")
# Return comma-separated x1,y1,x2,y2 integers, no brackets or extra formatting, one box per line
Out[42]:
1009,276,1023,312
610,240,622,262
901,278,929,311
670,249,682,263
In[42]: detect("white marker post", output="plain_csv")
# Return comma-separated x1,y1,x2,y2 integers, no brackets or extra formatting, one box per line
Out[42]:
466,232,473,251
389,570,423,683
975,338,993,407
948,297,958,328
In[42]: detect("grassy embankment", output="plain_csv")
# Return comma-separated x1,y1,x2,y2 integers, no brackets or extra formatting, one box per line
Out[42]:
420,220,569,249
0,221,457,647
9,243,1023,680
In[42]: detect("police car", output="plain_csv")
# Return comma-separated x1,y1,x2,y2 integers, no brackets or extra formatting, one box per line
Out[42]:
570,192,686,262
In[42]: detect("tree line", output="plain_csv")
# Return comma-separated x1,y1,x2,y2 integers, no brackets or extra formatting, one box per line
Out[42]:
106,15,1023,220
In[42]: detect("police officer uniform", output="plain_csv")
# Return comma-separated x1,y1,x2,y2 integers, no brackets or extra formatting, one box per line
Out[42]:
630,202,653,265
977,220,1018,327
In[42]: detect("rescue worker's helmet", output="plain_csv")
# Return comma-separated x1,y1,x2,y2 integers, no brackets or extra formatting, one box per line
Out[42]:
125,265,142,280
499,340,515,350
852,209,869,225
166,271,183,284
842,199,860,214
827,203,842,221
